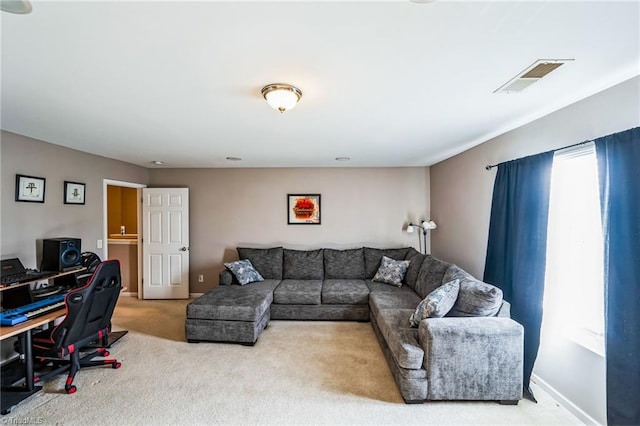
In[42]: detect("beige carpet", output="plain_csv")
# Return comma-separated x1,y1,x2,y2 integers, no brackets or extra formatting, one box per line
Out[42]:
6,296,582,425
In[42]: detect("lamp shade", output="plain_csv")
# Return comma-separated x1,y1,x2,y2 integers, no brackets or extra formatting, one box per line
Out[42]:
422,220,437,230
261,83,302,113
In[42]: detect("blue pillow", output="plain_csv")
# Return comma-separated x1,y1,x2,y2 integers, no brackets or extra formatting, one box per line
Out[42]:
409,279,460,327
372,256,410,287
224,259,264,286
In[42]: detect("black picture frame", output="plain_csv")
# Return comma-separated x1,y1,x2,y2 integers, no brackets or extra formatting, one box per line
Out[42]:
15,174,46,203
64,181,86,205
287,194,321,225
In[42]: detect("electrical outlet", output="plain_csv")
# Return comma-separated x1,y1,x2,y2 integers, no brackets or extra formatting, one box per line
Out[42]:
198,274,204,283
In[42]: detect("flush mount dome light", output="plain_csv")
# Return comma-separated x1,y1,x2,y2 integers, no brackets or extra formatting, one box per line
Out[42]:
261,83,302,113
1,0,32,14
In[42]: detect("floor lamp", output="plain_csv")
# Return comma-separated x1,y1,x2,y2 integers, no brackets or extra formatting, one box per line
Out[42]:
406,220,437,254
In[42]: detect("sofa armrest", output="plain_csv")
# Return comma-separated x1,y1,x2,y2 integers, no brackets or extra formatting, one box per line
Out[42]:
418,317,523,401
496,300,511,318
219,269,237,286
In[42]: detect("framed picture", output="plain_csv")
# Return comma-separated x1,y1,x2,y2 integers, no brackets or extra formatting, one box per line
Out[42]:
64,181,86,205
288,194,321,225
15,174,46,203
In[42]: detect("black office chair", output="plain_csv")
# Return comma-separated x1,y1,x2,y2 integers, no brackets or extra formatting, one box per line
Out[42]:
31,259,123,394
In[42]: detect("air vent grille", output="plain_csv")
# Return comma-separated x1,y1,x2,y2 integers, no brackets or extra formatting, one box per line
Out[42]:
495,59,573,94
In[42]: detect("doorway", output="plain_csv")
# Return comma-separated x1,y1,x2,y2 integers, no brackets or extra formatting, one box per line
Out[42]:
103,179,146,299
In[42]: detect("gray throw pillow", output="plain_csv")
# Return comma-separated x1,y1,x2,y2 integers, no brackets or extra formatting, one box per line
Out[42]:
237,247,283,280
443,264,503,317
223,259,264,286
409,279,460,327
372,256,410,287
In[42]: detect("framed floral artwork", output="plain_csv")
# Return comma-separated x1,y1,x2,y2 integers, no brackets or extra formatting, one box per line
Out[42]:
287,194,321,225
15,174,46,203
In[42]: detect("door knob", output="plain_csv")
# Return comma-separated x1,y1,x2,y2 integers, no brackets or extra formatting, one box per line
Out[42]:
179,247,189,252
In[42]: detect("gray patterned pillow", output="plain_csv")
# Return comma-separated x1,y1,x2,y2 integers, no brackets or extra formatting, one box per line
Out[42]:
409,279,460,327
223,259,264,286
372,256,410,287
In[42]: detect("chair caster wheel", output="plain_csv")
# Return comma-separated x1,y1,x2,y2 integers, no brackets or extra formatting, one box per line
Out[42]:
65,385,77,394
113,362,122,369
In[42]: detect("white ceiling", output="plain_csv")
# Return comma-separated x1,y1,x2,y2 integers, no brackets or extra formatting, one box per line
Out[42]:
2,1,639,168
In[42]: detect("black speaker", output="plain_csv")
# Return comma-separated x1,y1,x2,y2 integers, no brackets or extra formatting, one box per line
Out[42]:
42,238,82,271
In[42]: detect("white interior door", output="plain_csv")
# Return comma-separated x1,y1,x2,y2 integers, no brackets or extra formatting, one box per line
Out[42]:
142,188,189,299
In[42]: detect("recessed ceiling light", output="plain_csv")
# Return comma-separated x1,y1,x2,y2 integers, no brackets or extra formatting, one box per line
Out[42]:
151,160,164,165
335,157,350,161
226,157,242,161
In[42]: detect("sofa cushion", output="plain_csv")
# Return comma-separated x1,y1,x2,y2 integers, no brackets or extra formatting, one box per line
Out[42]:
444,265,503,317
186,280,279,322
321,279,369,305
374,308,425,370
223,259,264,285
403,251,426,291
369,287,423,319
363,247,411,279
273,279,322,305
372,256,410,287
413,255,451,299
283,249,324,280
323,248,365,279
409,279,460,327
237,247,283,280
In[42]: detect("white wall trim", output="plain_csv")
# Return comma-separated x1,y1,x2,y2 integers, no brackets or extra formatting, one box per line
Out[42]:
189,293,204,298
103,179,146,299
532,373,602,426
121,292,138,297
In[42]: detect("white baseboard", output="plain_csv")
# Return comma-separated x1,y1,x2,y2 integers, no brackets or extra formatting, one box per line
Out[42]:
532,373,602,426
120,292,201,298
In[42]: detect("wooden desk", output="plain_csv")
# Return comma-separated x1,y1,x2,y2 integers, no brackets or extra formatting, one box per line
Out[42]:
1,267,73,416
0,308,65,340
1,308,65,414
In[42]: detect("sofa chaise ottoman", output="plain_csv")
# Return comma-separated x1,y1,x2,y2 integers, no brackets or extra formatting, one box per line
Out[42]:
185,280,279,345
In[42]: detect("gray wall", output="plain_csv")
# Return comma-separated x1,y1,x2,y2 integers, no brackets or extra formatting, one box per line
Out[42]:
430,75,640,425
1,131,148,267
148,167,430,293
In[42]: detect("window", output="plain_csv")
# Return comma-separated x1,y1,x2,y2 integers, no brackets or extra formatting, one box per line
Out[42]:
543,142,604,356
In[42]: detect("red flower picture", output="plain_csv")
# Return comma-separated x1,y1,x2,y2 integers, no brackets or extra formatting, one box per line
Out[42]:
288,194,321,224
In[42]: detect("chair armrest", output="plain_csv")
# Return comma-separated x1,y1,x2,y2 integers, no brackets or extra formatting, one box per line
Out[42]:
418,317,523,401
219,269,237,286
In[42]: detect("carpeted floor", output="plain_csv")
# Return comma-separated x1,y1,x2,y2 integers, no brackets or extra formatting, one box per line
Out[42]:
5,296,582,425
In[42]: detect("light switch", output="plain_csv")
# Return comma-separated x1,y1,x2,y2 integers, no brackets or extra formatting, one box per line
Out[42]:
97,239,103,249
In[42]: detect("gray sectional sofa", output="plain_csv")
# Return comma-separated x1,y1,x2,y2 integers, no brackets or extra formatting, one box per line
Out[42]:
185,246,524,404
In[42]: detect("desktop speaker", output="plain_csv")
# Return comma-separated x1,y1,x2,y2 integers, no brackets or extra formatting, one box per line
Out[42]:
42,238,82,272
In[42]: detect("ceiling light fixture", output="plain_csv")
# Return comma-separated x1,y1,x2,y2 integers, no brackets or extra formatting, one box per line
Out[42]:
335,157,350,161
151,160,164,165
0,0,32,14
226,157,242,161
261,83,302,113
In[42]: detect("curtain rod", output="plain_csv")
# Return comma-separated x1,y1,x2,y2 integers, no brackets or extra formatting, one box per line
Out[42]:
485,139,594,171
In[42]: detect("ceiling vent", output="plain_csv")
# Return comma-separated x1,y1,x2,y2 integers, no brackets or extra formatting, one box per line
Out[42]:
495,59,573,94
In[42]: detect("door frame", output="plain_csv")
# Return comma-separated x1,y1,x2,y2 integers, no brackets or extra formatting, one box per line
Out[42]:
103,179,147,299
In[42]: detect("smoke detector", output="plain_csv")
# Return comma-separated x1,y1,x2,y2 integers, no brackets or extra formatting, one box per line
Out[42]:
495,59,574,94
